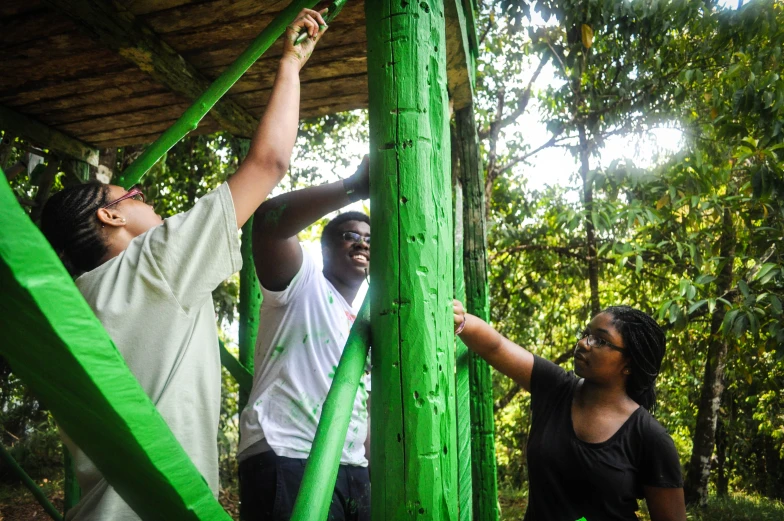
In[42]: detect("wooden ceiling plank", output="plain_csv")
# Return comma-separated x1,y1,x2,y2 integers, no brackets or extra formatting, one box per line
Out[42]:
179,22,367,70
0,9,74,48
137,0,291,34
57,103,192,135
0,105,98,166
0,68,146,106
35,92,184,126
47,0,258,137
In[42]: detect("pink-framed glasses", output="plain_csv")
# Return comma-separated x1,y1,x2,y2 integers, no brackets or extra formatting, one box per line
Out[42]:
101,187,145,209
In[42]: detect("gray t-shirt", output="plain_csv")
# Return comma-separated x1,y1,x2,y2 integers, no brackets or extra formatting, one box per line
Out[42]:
62,183,241,521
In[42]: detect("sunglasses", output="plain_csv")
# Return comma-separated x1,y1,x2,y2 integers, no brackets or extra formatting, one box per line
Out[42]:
340,231,370,245
101,187,145,209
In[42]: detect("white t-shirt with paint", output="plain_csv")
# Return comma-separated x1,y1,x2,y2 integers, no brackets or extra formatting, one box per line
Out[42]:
63,183,241,521
238,245,369,466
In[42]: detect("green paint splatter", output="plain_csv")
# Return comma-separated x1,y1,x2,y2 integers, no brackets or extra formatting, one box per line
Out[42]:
328,291,334,304
328,365,338,379
272,345,285,357
261,203,287,227
302,334,308,343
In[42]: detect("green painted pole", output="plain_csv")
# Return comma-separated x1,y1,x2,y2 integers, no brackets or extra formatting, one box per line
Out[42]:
289,299,370,521
0,442,63,521
366,0,458,519
452,151,473,520
235,138,262,415
114,0,321,188
456,104,499,521
63,444,80,515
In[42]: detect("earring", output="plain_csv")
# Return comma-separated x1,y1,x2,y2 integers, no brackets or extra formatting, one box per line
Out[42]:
624,369,631,375
121,218,126,223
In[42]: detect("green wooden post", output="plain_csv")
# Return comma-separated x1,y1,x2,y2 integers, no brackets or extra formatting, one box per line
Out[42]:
452,174,473,520
63,444,81,515
235,139,261,415
114,0,321,188
0,442,63,521
456,104,499,521
0,169,230,521
290,299,371,521
366,0,458,519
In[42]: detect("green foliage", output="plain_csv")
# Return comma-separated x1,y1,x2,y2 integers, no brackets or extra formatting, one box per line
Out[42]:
482,0,784,504
686,493,784,521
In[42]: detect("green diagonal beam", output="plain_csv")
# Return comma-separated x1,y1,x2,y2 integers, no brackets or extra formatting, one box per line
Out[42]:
114,0,321,188
0,169,230,521
290,297,370,521
219,339,253,391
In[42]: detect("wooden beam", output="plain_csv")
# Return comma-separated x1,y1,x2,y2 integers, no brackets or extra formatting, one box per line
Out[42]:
445,0,478,110
46,0,258,138
367,0,458,519
457,104,500,521
0,106,99,166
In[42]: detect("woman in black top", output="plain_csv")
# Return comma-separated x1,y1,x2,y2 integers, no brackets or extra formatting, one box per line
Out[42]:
453,301,686,521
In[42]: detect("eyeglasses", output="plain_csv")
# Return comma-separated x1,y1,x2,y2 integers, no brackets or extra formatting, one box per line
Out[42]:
340,231,370,245
101,187,145,209
578,329,625,353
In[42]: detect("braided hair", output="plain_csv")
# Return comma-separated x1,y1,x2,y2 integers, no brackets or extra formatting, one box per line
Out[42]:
603,305,666,414
41,182,110,277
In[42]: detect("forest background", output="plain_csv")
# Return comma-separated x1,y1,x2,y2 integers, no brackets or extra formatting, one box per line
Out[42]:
2,0,783,519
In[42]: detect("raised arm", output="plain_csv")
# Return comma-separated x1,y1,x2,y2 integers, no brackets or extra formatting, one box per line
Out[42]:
453,300,535,391
227,9,327,229
252,157,369,290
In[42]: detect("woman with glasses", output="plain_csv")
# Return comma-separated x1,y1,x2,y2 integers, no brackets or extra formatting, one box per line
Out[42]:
453,300,687,521
39,10,328,521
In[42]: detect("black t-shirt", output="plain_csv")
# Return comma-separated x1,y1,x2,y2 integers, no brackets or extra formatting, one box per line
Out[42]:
524,356,683,521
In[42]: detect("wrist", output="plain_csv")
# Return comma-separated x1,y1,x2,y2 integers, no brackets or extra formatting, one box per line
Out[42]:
343,177,362,203
279,54,302,71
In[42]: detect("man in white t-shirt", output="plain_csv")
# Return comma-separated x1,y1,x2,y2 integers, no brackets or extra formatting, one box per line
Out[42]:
238,157,370,520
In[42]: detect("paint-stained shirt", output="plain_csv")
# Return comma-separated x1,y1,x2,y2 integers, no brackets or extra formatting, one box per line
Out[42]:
524,356,683,521
238,244,369,466
62,183,241,521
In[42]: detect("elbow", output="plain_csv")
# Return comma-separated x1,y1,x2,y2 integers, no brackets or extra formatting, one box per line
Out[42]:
247,149,290,183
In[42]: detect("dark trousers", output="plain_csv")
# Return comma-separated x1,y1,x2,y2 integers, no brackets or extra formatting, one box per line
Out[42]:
239,451,371,521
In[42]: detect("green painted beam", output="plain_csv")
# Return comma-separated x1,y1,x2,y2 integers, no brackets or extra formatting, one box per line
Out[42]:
0,442,63,521
456,105,500,521
445,0,477,110
0,106,98,166
219,340,253,391
366,0,458,519
290,298,370,521
0,169,230,521
47,0,258,139
235,138,261,415
452,177,474,521
113,0,321,188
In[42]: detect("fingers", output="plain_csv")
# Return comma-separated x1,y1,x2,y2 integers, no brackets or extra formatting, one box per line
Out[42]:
289,9,327,38
453,299,466,330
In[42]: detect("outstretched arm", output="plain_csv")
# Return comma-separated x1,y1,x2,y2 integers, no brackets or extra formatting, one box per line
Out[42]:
453,300,535,391
252,156,368,291
227,8,327,229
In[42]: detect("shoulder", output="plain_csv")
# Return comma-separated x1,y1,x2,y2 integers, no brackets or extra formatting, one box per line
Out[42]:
531,355,578,392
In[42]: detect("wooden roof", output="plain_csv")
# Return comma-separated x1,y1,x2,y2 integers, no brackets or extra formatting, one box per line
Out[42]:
0,0,369,151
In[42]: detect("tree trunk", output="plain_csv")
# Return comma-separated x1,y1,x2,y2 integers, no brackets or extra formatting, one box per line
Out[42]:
578,122,600,315
684,207,736,505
